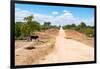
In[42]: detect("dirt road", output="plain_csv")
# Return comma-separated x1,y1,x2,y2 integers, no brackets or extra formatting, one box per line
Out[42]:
38,27,94,64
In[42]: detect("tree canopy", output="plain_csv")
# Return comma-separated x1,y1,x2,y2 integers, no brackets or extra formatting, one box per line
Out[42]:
63,22,94,37
15,15,60,40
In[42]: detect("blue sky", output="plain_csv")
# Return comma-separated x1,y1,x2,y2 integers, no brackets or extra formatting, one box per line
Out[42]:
15,3,94,26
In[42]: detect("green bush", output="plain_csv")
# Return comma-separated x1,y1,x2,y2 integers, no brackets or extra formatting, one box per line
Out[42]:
85,27,94,37
15,22,22,38
15,15,60,40
63,22,94,37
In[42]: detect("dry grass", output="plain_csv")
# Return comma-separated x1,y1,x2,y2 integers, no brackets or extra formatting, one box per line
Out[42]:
65,30,94,47
15,41,55,65
15,29,59,65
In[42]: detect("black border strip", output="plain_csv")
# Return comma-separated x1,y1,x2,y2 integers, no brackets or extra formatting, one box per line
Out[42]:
12,0,96,8
10,0,15,68
10,0,97,69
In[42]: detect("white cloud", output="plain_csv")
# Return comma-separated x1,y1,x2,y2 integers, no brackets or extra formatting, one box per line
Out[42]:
15,8,94,26
15,8,21,11
33,13,53,25
80,17,94,26
63,10,69,13
33,11,76,26
15,8,33,22
52,11,59,15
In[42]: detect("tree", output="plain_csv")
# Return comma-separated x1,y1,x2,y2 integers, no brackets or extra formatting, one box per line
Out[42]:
44,22,51,27
23,15,42,36
23,15,34,36
31,21,41,32
80,22,86,28
24,15,33,23
20,23,30,37
42,22,51,30
62,23,76,30
15,22,22,38
85,27,94,37
71,24,76,27
76,22,86,33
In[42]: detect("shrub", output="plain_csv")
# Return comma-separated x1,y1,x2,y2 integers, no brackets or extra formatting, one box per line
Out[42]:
85,27,94,37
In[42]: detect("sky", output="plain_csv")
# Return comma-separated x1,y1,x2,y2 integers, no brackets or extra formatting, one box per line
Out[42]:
15,3,95,26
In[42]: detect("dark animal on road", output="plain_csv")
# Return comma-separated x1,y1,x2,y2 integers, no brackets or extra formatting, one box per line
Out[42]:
27,35,39,41
30,36,39,41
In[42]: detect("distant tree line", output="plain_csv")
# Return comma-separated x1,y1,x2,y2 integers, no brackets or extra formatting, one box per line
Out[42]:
63,22,94,37
15,15,60,40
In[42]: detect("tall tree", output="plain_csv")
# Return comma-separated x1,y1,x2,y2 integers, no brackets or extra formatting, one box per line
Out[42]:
80,22,86,28
15,22,22,38
42,22,51,30
23,15,34,36
24,15,33,23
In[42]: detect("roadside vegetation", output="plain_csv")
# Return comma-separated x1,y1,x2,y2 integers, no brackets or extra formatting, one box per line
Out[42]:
15,15,60,65
15,15,60,40
63,22,94,37
15,15,94,65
